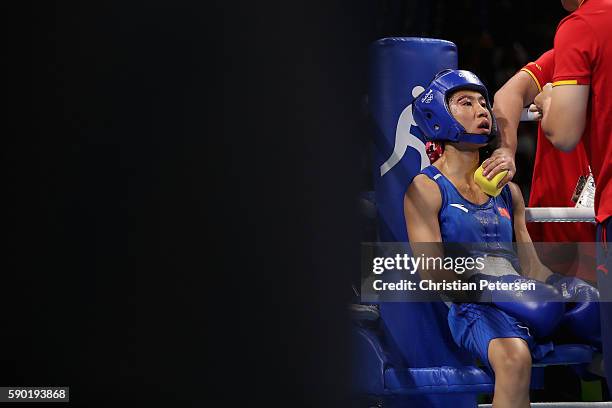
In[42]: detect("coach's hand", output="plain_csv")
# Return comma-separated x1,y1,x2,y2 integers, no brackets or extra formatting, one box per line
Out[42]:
528,103,543,120
481,147,515,187
533,82,553,118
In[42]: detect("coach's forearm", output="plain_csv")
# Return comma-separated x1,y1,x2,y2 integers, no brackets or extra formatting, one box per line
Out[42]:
492,93,522,154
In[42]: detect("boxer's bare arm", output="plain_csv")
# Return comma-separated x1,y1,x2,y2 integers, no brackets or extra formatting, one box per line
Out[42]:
403,175,447,281
538,84,589,151
404,175,442,242
508,182,553,282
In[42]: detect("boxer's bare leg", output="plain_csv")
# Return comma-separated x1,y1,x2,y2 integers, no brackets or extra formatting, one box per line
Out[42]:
488,338,532,408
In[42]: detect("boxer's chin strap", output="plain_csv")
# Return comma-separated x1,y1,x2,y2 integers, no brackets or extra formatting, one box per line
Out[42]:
457,133,491,144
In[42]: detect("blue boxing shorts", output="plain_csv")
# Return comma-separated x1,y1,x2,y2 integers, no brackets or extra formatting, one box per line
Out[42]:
448,302,554,369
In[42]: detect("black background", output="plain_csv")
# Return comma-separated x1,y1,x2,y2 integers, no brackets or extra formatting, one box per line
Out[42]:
10,1,567,406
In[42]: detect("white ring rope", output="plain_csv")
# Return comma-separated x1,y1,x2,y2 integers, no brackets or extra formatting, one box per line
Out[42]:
525,207,595,223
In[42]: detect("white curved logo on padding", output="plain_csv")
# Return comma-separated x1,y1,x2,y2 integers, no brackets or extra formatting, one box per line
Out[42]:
379,85,429,177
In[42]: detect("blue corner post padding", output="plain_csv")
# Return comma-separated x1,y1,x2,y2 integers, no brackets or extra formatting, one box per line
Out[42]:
369,37,457,243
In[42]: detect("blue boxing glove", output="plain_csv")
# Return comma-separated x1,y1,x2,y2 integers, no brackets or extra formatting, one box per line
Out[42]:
476,274,565,338
546,273,601,348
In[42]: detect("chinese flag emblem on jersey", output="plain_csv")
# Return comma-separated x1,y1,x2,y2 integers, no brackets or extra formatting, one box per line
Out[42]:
498,207,511,220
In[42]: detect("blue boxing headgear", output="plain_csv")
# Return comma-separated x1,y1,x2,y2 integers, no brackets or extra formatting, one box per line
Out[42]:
412,69,497,145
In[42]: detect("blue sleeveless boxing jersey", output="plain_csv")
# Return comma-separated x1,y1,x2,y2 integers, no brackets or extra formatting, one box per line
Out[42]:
421,165,519,269
422,166,555,368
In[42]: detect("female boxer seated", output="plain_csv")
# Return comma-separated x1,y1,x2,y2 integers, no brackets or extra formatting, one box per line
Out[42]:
405,69,600,408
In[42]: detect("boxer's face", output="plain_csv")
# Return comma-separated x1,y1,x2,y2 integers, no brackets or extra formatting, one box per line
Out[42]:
447,89,491,139
560,0,581,12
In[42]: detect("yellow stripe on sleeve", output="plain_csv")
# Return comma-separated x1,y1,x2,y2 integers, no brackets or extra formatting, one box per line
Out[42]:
520,68,542,92
552,80,579,86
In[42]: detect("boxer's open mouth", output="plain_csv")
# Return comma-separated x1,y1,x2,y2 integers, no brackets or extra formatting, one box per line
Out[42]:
477,119,490,130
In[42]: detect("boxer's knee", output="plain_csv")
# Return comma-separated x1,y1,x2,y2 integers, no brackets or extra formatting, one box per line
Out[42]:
489,338,532,389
